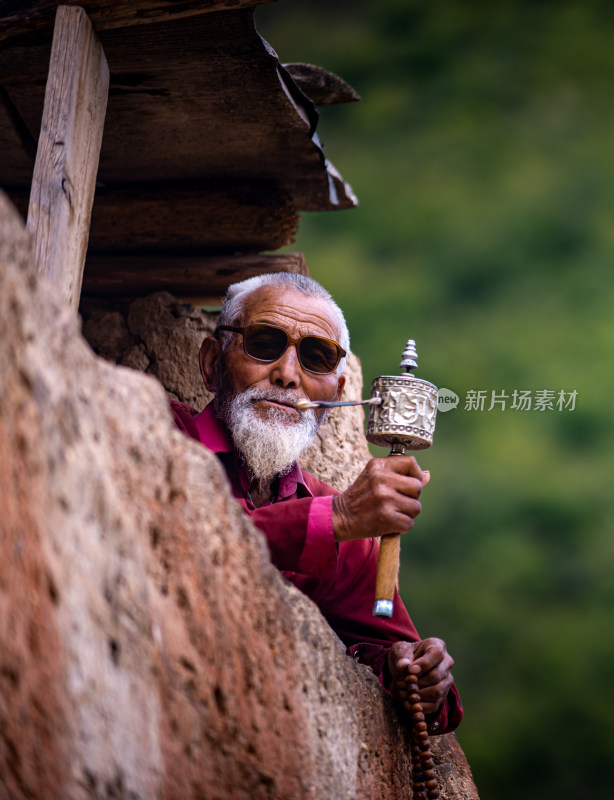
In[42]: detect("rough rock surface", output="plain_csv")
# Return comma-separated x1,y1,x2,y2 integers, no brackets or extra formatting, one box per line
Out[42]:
1,192,479,799
81,293,216,411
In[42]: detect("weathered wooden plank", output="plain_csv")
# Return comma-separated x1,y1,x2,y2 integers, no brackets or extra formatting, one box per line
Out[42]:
0,1,276,44
10,180,300,252
27,6,109,309
81,252,308,304
85,182,299,253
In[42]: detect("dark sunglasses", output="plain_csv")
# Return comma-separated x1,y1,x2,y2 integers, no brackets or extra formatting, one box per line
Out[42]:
216,323,346,374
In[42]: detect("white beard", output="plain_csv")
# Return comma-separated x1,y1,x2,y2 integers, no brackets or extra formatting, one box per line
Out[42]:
222,386,319,480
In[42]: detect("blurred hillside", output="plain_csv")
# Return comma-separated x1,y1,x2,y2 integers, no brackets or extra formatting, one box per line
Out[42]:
257,2,614,799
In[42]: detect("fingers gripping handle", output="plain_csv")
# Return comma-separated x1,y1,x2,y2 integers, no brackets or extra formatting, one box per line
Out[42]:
373,533,401,617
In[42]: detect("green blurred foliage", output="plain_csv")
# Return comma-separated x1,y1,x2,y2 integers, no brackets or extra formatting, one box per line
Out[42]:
257,1,614,798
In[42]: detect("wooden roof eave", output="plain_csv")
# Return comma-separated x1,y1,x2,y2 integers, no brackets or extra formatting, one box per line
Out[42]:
0,1,360,303
1,4,358,216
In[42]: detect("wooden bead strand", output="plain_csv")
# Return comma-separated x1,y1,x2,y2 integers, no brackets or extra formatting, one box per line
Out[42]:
405,672,439,799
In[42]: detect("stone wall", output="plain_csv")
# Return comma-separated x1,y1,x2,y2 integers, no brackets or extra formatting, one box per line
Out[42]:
0,192,478,799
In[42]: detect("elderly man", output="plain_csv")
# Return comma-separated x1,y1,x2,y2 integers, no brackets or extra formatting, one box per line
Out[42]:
171,272,462,734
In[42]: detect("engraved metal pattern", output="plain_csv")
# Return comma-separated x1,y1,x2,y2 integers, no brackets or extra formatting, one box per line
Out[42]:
366,375,438,450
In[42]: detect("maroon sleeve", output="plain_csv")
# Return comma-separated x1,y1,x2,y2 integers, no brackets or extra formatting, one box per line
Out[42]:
169,400,200,440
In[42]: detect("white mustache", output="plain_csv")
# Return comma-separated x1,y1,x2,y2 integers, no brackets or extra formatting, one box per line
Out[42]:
246,387,304,405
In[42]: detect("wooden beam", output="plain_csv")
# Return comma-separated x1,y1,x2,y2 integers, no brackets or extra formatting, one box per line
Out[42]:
85,183,299,254
26,5,108,309
8,181,300,253
81,252,309,304
0,1,276,44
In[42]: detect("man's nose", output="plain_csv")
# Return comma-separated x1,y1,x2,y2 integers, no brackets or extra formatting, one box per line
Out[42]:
270,345,302,388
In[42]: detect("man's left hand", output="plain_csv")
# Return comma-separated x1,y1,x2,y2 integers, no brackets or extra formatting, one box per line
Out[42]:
388,638,455,716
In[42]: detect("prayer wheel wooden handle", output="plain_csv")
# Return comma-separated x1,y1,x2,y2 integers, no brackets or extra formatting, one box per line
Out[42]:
373,532,401,617
372,448,405,618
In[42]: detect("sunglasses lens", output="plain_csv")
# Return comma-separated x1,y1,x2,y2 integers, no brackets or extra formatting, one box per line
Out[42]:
244,325,287,361
299,337,341,374
242,324,342,374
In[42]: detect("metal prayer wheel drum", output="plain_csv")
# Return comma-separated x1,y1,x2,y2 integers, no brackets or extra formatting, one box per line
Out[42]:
366,374,438,451
366,338,438,452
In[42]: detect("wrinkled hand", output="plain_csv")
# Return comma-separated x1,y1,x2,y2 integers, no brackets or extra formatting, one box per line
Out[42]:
332,456,429,542
388,638,454,716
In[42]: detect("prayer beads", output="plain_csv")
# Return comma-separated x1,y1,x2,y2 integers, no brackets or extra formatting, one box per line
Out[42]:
405,672,439,799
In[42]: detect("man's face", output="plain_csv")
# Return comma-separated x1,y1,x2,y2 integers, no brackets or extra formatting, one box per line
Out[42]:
216,286,345,425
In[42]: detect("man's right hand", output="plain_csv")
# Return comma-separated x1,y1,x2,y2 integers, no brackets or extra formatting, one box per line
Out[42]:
331,455,429,542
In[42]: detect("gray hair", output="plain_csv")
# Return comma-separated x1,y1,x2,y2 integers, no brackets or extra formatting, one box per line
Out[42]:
216,272,350,374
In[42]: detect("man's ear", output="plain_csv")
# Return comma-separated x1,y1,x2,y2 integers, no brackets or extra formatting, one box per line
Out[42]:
199,335,221,393
334,374,346,402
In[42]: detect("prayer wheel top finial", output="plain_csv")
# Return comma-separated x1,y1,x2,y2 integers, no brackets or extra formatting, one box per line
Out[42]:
400,339,418,373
